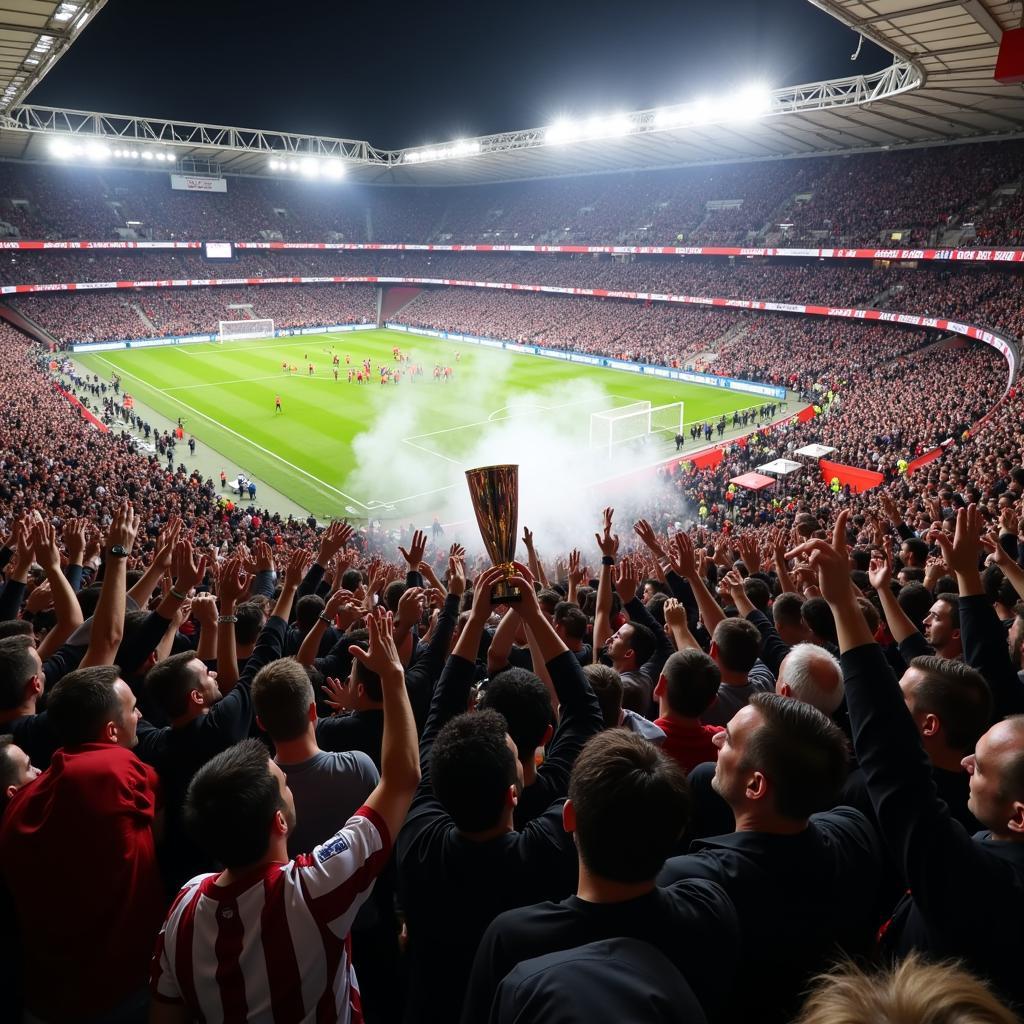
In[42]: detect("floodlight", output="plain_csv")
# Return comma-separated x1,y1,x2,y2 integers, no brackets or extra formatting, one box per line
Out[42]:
653,106,690,129
585,114,632,139
84,142,110,161
288,161,299,171
324,160,346,178
53,3,79,22
130,151,140,159
450,139,481,158
299,158,319,177
545,120,580,145
732,84,772,119
141,151,154,160
49,138,75,159
154,152,165,162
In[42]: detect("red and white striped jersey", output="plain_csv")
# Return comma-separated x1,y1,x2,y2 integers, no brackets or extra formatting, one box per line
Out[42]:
151,806,389,1024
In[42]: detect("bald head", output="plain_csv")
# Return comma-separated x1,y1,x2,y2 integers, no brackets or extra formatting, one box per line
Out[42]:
777,643,844,716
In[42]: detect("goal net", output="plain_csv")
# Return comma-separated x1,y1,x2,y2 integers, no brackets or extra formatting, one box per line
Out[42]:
589,401,684,458
217,318,275,342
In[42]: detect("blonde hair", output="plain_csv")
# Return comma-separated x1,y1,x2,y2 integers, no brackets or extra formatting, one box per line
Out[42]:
796,955,1017,1024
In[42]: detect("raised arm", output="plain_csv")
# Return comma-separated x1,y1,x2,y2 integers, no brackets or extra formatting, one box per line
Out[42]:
214,556,251,693
127,517,180,609
675,532,725,634
32,520,84,658
296,587,359,666
592,507,618,658
350,608,421,842
521,526,549,589
869,539,925,645
81,502,139,667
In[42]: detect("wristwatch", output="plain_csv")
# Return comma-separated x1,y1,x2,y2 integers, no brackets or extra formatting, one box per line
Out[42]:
109,545,130,558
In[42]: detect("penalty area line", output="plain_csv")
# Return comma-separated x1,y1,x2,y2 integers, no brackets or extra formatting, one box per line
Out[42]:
90,356,372,511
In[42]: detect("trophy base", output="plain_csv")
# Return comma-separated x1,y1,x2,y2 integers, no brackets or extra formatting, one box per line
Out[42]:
491,580,522,604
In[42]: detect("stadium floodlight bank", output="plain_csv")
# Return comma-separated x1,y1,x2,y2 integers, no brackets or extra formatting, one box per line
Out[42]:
589,401,684,458
217,319,275,342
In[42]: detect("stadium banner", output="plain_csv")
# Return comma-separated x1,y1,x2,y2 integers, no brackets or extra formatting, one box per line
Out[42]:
170,174,227,193
70,321,375,352
32,275,1016,390
2,238,1024,262
53,382,108,432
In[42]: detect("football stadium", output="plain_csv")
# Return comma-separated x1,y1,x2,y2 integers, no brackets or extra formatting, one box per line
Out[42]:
2,2,1024,1022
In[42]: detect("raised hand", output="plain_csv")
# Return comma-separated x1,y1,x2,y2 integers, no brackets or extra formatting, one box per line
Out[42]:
867,541,893,591
928,504,983,579
31,520,62,574
281,547,314,588
447,555,467,598
663,596,688,631
348,607,403,682
672,531,698,579
468,564,510,621
448,542,466,560
521,526,535,552
615,558,639,605
217,556,252,608
595,507,619,559
633,518,666,558
61,517,88,565
104,501,139,555
398,529,427,568
190,592,219,630
321,675,349,714
735,534,761,575
317,520,354,565
396,586,427,630
172,539,208,595
323,587,361,630
786,510,854,608
568,549,586,588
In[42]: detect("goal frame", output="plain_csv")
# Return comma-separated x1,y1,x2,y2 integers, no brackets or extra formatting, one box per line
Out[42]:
217,318,275,343
589,401,684,458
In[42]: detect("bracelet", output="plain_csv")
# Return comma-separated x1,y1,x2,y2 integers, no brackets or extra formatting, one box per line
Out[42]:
170,588,187,601
217,614,238,624
317,612,334,625
601,555,615,566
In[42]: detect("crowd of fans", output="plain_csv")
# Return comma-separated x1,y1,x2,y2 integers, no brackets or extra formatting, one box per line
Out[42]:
10,284,377,343
2,293,1024,1020
0,137,1022,246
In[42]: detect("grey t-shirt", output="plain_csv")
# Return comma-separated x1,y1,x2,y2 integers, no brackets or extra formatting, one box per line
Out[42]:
700,671,775,727
281,749,380,858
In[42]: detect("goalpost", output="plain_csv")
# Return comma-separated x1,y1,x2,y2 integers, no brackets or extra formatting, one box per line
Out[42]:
217,319,275,343
589,401,685,458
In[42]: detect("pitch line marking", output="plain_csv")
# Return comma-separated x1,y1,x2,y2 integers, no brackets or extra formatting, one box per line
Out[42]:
90,356,372,511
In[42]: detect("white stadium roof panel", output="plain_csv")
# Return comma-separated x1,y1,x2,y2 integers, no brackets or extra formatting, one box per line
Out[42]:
0,1,1020,183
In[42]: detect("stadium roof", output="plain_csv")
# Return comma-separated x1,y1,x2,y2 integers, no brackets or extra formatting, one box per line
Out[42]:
0,0,1021,185
0,1,106,114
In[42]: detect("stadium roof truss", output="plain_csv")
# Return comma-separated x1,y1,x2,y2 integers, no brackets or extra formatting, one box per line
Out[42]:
0,1,106,114
0,0,1021,184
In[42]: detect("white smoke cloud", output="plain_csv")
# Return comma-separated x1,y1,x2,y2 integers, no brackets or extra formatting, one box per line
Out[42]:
344,352,694,562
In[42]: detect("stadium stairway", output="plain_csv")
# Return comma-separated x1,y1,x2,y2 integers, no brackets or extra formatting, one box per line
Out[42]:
131,302,159,336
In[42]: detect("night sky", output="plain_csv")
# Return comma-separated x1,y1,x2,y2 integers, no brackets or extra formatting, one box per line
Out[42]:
31,0,891,150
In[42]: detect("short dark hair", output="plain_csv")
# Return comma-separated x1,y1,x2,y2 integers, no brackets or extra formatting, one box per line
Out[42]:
772,592,805,632
538,590,561,615
901,537,930,566
145,651,202,719
235,602,266,645
801,597,837,646
47,665,123,747
345,628,382,702
898,582,934,632
554,602,587,641
569,731,690,882
908,656,992,752
623,621,656,668
933,593,961,632
0,636,37,710
184,738,283,869
744,692,849,821
384,580,407,614
583,664,623,729
478,668,553,760
0,620,34,640
253,658,315,742
742,577,771,612
712,617,762,673
341,568,363,592
662,650,721,717
295,594,325,632
430,710,517,833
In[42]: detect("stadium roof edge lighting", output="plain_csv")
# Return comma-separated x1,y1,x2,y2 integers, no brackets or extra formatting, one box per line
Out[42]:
0,2,108,115
0,0,1021,184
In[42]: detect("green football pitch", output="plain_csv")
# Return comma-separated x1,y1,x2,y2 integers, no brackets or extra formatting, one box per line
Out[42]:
76,328,765,520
